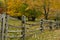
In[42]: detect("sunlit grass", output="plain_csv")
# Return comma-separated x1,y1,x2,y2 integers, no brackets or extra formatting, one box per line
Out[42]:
5,19,60,40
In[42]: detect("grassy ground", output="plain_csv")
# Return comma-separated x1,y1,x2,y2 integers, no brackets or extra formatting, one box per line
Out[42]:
28,30,60,40
4,18,60,40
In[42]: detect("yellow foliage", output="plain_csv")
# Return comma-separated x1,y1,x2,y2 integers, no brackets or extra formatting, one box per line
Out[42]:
1,0,60,17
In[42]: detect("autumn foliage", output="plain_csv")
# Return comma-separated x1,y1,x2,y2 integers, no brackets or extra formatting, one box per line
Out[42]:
0,0,60,20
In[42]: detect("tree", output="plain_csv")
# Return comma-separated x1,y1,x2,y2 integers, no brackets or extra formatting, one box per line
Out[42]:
19,3,28,15
0,1,4,13
55,10,60,21
7,0,23,16
16,3,28,20
26,8,42,21
6,0,59,20
42,0,51,20
7,0,28,20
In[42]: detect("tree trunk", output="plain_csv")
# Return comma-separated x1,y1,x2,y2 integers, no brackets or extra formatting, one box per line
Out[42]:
45,15,48,20
44,14,48,20
17,16,21,20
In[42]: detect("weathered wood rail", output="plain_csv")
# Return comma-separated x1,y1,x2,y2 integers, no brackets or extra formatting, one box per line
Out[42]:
0,13,60,40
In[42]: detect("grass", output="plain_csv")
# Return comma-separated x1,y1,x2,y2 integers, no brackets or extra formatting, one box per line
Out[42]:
26,30,60,40
2,18,60,40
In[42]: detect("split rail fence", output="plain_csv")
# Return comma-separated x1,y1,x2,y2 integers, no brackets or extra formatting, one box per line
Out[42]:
0,13,60,40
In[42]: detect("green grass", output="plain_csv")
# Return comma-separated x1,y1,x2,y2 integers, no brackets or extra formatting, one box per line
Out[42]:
26,30,60,40
4,18,60,40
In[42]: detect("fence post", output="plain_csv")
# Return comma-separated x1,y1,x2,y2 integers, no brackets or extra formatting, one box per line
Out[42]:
55,21,59,29
1,13,6,40
21,15,26,40
49,21,52,30
5,14,9,40
0,14,2,40
40,19,43,32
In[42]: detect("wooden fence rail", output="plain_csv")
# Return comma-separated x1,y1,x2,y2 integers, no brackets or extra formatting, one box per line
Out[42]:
0,14,60,40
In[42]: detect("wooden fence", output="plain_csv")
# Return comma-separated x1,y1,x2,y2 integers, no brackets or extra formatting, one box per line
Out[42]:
0,13,60,40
